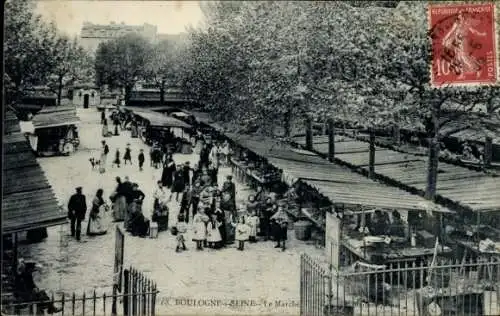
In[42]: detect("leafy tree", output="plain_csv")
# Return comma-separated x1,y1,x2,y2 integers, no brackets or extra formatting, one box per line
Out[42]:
47,35,93,105
145,38,186,105
4,0,59,104
95,33,152,104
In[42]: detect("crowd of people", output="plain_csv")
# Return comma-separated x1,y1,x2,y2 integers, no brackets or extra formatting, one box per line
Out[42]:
74,109,293,251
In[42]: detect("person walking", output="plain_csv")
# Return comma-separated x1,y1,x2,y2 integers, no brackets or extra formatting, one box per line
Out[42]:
123,143,132,165
67,187,87,241
87,189,108,236
112,149,121,168
102,118,109,137
182,161,191,187
100,110,106,125
100,141,109,173
113,114,120,136
161,155,175,188
138,149,145,171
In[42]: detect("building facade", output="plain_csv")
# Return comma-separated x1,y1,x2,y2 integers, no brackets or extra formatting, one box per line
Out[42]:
80,22,158,54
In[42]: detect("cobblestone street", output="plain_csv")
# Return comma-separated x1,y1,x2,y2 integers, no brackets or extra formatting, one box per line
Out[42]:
19,108,324,315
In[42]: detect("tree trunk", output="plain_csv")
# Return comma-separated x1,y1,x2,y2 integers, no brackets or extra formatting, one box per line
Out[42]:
425,137,440,200
393,124,401,146
57,75,63,106
284,109,292,138
484,136,493,168
327,118,335,162
124,86,132,106
369,128,376,179
305,116,313,151
160,79,165,106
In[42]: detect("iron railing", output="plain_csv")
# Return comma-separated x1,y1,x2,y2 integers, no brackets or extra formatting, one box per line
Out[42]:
301,253,500,316
3,267,158,316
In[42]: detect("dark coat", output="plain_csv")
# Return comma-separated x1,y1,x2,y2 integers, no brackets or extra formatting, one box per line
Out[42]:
222,181,236,199
161,161,175,187
68,193,87,220
138,153,145,163
122,181,134,204
172,170,185,193
182,165,191,185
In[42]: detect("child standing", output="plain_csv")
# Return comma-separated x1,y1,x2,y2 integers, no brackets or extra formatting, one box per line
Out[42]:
176,214,188,252
138,149,145,171
123,144,132,165
192,209,208,250
234,216,250,251
206,214,222,249
271,207,289,251
247,211,260,243
112,149,121,168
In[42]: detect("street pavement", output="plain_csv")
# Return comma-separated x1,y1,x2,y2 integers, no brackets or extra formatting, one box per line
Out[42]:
18,108,325,315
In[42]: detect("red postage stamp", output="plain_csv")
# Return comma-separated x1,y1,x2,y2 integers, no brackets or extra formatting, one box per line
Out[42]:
428,3,498,86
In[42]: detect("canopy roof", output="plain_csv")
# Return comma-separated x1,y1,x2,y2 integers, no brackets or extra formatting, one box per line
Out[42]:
32,106,80,129
223,133,453,213
130,108,191,129
292,135,500,212
3,113,66,234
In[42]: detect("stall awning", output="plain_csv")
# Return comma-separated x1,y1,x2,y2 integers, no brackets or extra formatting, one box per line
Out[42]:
131,109,191,129
32,106,80,129
2,117,66,234
224,133,453,213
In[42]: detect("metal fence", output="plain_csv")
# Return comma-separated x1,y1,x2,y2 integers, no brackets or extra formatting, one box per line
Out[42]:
3,267,158,316
300,253,500,316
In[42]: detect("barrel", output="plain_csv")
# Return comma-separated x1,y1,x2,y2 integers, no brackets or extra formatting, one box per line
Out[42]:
294,220,312,241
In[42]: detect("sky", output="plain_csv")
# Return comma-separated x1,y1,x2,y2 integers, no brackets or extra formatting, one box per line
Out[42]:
35,1,205,37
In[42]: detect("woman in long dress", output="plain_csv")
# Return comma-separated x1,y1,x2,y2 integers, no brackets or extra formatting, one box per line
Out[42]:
112,177,126,222
102,119,109,137
87,189,108,236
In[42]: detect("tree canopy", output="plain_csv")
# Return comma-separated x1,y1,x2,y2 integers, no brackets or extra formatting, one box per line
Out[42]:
4,0,92,106
95,33,153,104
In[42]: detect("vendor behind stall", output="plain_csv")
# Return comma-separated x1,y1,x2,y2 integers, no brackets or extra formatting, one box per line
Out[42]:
369,210,390,236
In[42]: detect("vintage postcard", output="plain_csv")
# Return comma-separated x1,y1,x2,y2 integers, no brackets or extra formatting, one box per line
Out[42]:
3,1,500,316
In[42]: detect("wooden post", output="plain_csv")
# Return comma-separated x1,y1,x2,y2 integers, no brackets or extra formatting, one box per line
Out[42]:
484,136,493,168
305,117,313,151
369,129,376,179
124,269,130,316
425,137,440,201
327,118,335,162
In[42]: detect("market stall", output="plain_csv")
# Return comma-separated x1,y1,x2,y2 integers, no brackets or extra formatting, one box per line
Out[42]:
28,106,80,156
128,108,192,152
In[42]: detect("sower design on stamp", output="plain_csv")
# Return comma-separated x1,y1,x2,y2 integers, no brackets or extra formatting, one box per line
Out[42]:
428,3,498,86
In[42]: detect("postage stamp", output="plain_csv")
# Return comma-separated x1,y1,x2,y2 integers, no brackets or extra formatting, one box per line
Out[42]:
428,3,498,86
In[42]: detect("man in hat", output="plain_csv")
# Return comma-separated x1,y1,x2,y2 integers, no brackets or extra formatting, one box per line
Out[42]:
68,187,87,241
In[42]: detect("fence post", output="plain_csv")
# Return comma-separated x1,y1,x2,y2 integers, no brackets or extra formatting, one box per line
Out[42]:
82,292,86,316
142,275,147,316
133,268,137,316
103,293,106,316
72,292,76,316
93,290,96,316
124,269,130,316
151,283,157,316
61,293,65,316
